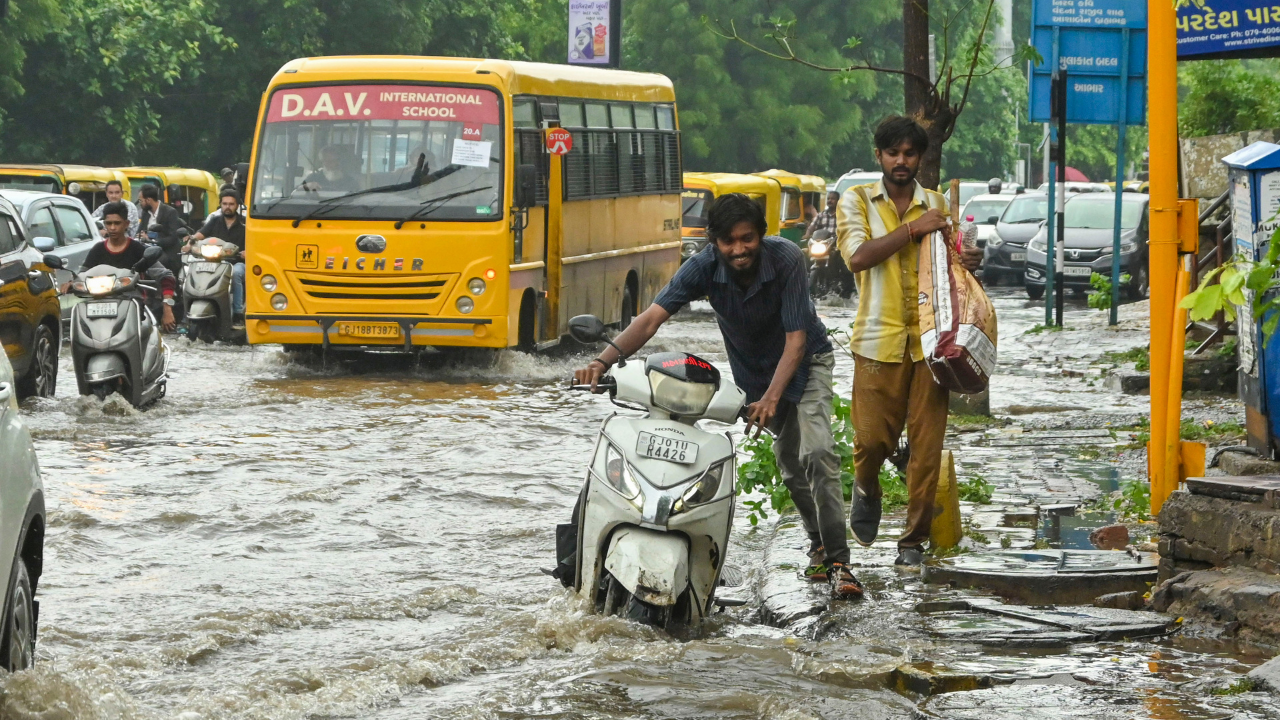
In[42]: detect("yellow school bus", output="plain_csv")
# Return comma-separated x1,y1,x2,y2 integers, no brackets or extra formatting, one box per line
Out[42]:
681,172,780,260
244,56,683,351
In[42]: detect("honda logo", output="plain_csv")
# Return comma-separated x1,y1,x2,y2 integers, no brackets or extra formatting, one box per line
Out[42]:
1068,250,1080,259
356,234,387,253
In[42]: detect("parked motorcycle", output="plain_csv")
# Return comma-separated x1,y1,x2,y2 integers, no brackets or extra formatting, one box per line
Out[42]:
560,314,746,629
55,246,170,407
182,238,240,343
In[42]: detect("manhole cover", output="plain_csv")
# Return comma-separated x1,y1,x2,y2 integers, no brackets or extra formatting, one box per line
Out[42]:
923,550,1157,604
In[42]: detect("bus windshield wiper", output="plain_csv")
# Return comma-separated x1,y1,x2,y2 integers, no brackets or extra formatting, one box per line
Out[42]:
394,186,493,229
290,153,449,227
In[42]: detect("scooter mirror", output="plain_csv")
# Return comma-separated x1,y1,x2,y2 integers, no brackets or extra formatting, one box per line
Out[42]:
135,244,164,271
568,314,607,344
41,254,64,270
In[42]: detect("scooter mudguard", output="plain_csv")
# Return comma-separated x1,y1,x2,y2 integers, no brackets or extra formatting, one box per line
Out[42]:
604,527,689,607
83,353,127,384
186,299,217,321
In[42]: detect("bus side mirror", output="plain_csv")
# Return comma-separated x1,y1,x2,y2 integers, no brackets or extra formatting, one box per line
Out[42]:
515,164,537,208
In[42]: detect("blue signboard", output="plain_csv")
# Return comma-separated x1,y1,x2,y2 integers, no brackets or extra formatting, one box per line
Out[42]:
1178,0,1280,58
1029,0,1148,125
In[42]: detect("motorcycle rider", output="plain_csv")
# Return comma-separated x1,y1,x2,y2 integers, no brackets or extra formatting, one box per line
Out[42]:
572,193,863,599
137,184,185,276
186,189,246,324
77,201,177,332
91,180,139,237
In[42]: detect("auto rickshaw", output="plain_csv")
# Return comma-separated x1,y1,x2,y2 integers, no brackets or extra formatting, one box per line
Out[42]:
681,172,782,260
800,174,827,221
113,167,220,227
0,164,131,211
752,169,808,244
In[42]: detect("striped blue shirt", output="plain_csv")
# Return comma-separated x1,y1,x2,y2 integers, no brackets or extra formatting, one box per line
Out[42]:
654,236,832,403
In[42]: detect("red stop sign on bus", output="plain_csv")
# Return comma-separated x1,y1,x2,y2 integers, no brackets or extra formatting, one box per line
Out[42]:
546,128,573,155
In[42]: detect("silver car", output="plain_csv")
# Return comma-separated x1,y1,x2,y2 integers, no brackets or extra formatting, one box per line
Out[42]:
0,190,101,318
0,349,45,671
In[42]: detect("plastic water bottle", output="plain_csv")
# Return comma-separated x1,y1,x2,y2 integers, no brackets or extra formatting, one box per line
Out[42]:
959,215,979,251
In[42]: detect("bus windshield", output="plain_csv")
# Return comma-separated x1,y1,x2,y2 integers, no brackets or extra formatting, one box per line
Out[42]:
251,84,504,222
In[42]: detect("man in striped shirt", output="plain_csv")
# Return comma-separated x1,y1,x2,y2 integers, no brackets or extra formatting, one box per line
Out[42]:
836,116,982,567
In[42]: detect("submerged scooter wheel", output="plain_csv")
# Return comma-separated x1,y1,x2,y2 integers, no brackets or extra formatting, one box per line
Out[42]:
91,385,110,401
624,595,670,627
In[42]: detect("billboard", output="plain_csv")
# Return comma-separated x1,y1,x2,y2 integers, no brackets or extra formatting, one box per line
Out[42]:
1178,0,1280,58
568,0,615,66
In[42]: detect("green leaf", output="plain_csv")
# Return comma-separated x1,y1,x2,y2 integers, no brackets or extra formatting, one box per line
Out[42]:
1247,263,1276,292
1190,284,1223,321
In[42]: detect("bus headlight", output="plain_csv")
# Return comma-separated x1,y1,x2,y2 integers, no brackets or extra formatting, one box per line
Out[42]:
261,275,277,292
468,277,486,295
270,293,288,310
456,296,474,314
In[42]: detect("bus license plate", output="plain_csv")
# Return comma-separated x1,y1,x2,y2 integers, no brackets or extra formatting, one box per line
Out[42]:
1010,252,1026,262
192,262,219,273
86,302,118,318
337,322,401,338
636,432,698,464
1063,265,1093,277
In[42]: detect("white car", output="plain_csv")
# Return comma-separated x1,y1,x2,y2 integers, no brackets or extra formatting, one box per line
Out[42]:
960,193,1015,249
833,169,883,196
0,190,101,319
0,349,44,671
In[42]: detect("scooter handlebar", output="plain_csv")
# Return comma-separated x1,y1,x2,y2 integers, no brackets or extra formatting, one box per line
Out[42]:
568,377,617,393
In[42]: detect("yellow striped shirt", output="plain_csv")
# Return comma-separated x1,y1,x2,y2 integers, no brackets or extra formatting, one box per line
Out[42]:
836,179,948,364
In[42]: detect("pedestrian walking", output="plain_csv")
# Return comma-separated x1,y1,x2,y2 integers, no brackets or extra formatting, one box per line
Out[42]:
836,116,982,566
573,193,863,598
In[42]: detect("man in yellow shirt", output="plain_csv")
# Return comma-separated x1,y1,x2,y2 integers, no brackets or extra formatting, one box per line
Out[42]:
836,116,982,567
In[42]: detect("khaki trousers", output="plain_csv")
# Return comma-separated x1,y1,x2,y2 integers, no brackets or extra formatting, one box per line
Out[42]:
851,354,949,549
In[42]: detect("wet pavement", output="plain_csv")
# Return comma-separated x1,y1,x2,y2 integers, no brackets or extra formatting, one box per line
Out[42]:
2,286,1277,719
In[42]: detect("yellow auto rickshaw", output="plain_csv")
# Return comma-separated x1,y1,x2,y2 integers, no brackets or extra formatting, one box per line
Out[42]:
113,167,220,227
682,172,782,260
752,169,809,243
800,174,827,224
0,164,131,211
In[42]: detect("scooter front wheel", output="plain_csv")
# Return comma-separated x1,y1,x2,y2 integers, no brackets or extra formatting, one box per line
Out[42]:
90,384,110,401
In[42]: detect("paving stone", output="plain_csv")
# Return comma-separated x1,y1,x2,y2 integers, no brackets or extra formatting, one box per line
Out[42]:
1088,524,1130,550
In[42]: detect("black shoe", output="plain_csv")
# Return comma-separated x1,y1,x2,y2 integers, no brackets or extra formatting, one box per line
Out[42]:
850,487,882,547
895,547,925,567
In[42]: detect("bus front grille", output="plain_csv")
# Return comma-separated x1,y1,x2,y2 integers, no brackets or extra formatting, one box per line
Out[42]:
287,272,458,314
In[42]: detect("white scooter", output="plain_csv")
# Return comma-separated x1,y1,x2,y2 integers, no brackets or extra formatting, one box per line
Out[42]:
561,315,746,628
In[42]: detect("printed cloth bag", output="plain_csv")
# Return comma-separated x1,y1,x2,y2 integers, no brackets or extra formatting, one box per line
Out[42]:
917,231,998,393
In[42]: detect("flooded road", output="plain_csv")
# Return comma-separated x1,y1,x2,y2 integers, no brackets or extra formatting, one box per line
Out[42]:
5,289,1277,719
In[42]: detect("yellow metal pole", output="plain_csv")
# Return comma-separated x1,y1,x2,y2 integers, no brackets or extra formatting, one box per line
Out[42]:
545,130,564,342
1160,255,1192,514
1147,0,1180,513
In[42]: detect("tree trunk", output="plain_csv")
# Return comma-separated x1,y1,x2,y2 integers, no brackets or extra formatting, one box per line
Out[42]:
915,105,954,190
902,0,950,189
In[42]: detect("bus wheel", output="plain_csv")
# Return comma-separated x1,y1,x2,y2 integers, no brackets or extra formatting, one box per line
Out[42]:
517,290,536,353
620,286,635,330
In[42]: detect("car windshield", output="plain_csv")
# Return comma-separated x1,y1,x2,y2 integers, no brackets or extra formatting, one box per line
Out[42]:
957,184,987,207
0,175,60,194
251,84,504,222
1065,198,1144,229
682,189,712,228
1002,196,1048,223
964,199,1010,225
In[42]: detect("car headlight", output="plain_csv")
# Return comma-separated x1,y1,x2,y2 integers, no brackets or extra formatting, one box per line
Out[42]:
671,461,729,515
200,244,223,259
988,231,1004,248
808,240,829,257
86,275,115,296
604,444,643,501
1120,241,1136,254
1028,237,1046,253
260,274,277,292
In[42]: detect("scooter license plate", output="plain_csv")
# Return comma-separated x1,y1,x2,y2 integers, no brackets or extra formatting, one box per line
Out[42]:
86,302,118,318
636,431,698,464
1010,252,1026,262
192,262,219,273
337,322,401,338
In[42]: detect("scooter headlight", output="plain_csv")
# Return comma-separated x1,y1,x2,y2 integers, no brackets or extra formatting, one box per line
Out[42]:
200,244,223,259
808,240,829,257
671,461,730,515
85,275,115,296
603,444,642,501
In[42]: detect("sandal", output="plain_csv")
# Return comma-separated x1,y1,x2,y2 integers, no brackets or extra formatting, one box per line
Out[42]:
804,546,828,582
828,563,864,599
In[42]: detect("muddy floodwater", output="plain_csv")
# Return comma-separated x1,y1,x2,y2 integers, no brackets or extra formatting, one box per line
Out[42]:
5,288,1279,719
